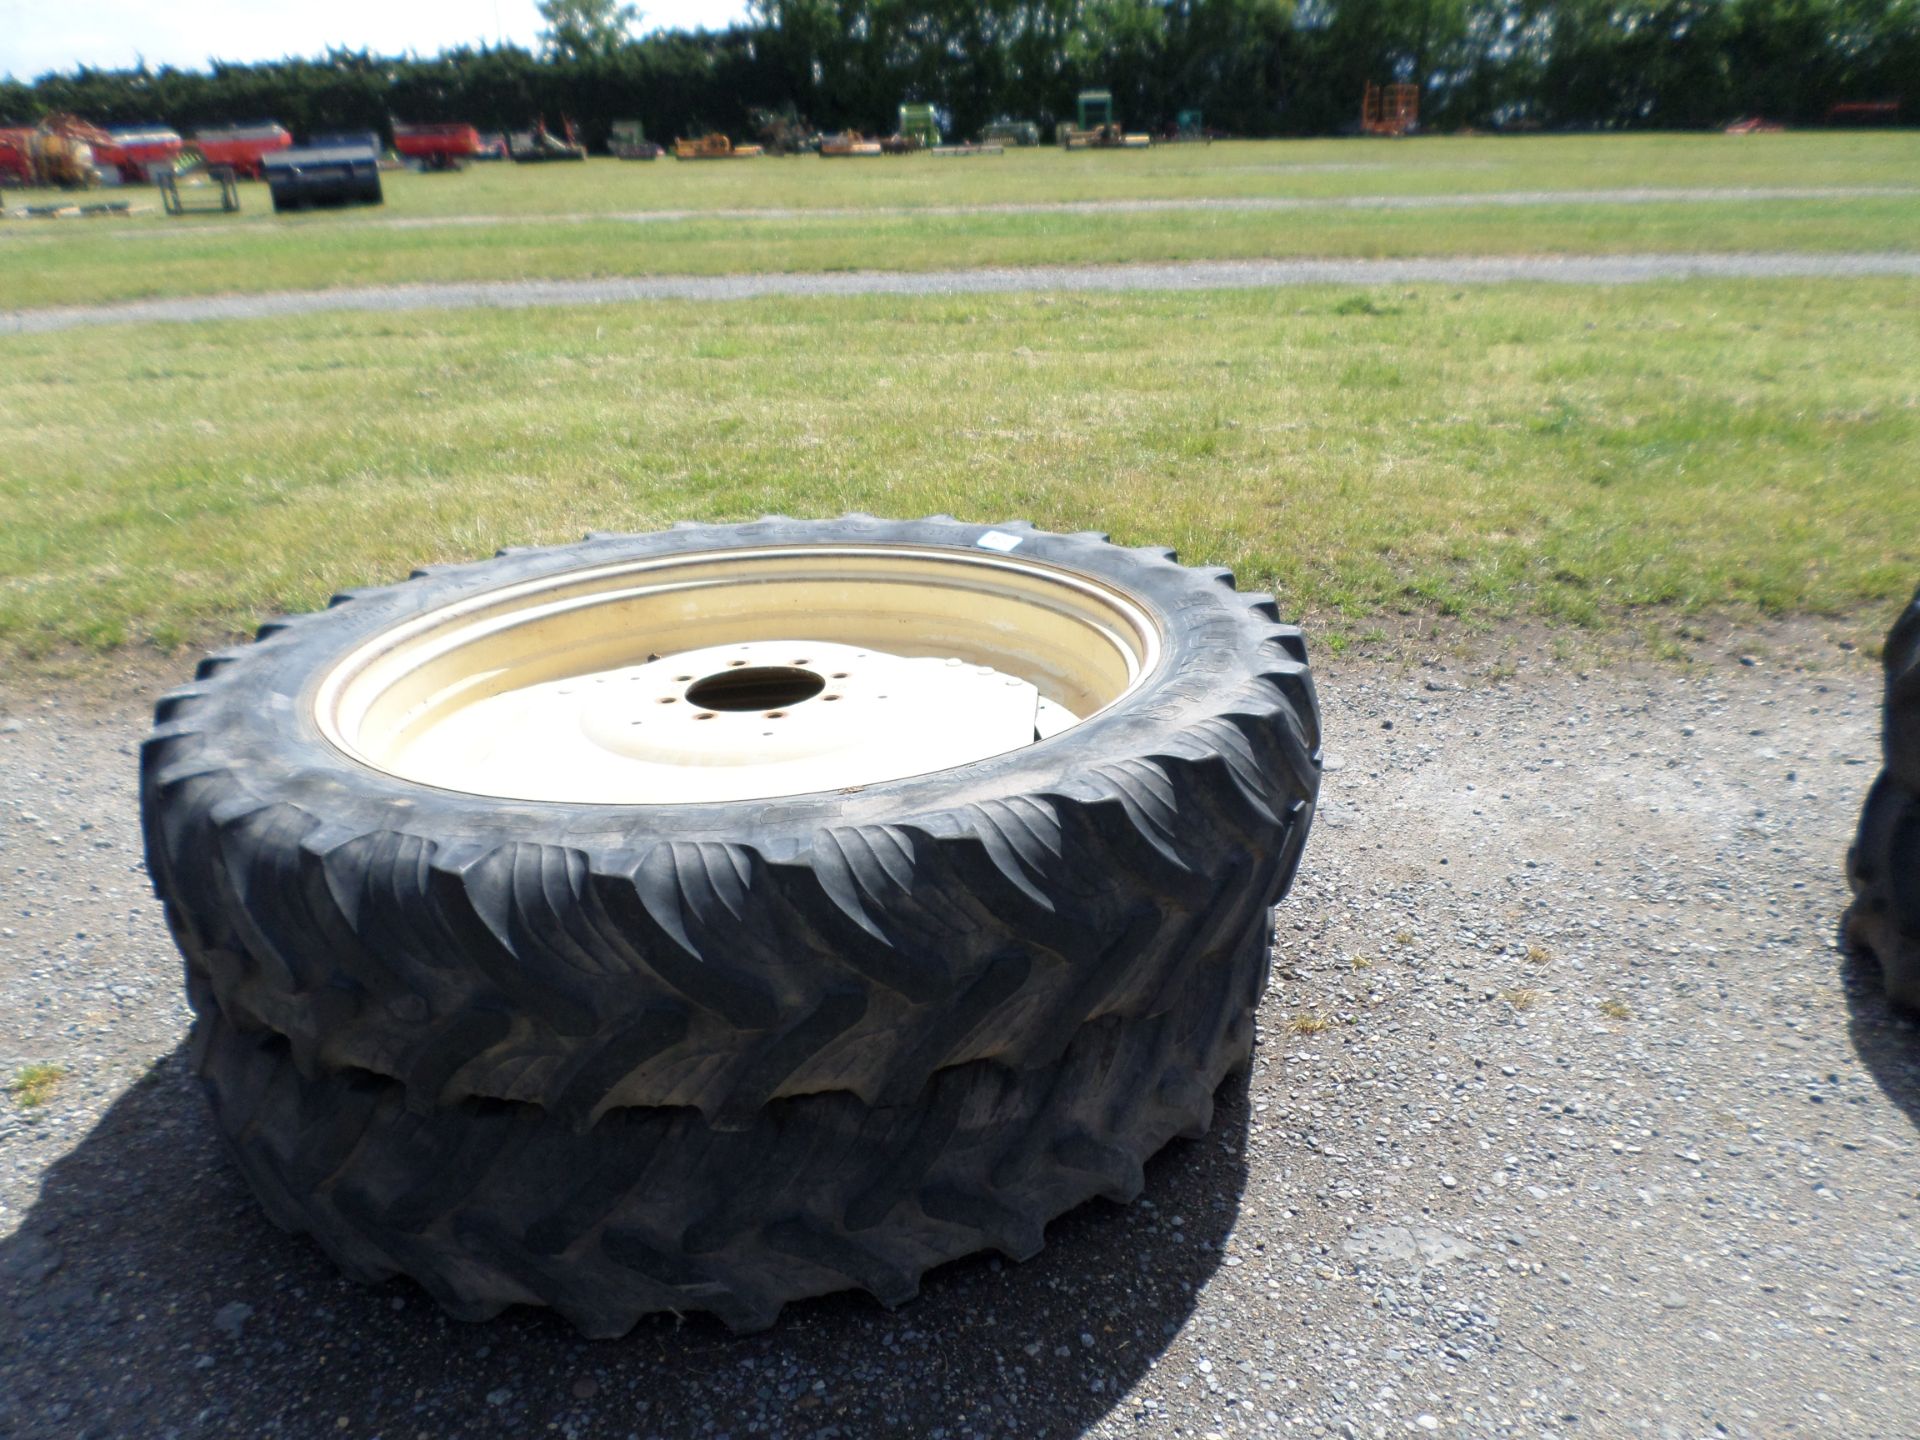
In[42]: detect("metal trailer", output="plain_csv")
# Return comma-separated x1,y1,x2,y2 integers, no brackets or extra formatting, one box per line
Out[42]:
102,125,185,181
394,121,484,170
263,142,383,212
191,123,294,179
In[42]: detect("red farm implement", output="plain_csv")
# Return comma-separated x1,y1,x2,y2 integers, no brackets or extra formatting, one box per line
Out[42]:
393,121,483,171
0,114,108,188
1361,82,1420,136
510,117,587,163
190,123,293,179
99,125,184,181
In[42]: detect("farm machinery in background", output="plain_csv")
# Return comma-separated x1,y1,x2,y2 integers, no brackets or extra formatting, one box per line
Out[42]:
1165,109,1210,143
982,119,1041,147
0,113,112,188
673,132,763,159
1360,82,1419,135
393,121,483,170
882,103,940,152
191,122,293,178
510,117,587,162
869,105,1002,156
156,162,240,216
1058,91,1150,148
750,108,817,155
819,131,882,157
610,120,664,160
102,125,186,180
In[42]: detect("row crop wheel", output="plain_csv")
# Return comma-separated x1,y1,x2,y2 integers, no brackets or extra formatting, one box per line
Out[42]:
142,515,1322,1334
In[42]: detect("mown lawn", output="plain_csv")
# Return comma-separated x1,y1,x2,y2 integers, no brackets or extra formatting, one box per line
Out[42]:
3,277,1913,661
2,132,1915,309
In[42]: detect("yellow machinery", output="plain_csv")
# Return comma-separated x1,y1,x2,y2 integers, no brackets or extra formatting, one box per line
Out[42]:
673,133,764,159
0,115,107,189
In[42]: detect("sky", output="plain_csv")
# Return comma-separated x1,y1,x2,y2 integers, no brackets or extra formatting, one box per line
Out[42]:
0,0,755,80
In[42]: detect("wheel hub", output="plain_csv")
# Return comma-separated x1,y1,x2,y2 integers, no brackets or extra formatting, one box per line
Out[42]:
388,639,1076,803
314,543,1158,805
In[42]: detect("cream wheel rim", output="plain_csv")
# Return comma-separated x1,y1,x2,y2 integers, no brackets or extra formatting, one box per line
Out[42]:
314,544,1162,803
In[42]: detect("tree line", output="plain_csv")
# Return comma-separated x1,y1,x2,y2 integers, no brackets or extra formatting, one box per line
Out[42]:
2,0,1914,149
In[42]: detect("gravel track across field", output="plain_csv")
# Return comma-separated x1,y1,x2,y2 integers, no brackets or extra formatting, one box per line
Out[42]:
3,184,1909,243
5,250,1918,333
3,626,1916,1438
351,183,1920,230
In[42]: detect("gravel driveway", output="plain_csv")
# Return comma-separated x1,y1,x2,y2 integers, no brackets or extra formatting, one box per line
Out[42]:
6,252,1920,335
2,627,1915,1439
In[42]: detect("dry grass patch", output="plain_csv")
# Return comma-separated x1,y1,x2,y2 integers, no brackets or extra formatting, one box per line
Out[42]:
8,1063,65,1108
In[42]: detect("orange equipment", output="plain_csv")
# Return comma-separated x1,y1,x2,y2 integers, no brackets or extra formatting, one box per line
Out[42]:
819,131,883,157
1361,82,1419,137
672,133,764,159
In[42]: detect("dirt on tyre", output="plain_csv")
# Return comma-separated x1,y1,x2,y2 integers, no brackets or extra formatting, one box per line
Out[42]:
1848,586,1920,1012
142,515,1322,1334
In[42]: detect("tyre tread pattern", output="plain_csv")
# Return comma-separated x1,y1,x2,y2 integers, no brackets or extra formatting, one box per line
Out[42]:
145,517,1321,1333
143,520,1318,1124
194,915,1267,1335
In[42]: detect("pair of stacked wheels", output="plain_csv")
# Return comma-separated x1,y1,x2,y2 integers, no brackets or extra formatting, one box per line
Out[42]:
1848,587,1920,1011
140,517,1321,1335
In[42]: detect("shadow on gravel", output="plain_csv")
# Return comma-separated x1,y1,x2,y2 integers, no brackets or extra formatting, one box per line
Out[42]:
0,1042,1248,1440
1839,926,1920,1134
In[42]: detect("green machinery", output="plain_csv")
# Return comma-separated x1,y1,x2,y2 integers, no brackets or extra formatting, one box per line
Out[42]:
897,104,940,149
1059,90,1150,149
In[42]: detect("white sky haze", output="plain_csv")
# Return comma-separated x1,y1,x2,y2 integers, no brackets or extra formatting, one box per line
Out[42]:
0,0,755,80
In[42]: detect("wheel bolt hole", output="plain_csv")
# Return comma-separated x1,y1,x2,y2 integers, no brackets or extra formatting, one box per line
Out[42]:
694,711,717,721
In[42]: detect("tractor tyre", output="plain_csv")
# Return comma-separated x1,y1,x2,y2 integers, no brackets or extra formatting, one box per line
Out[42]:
1847,774,1920,1013
142,515,1321,1334
1883,587,1920,793
1847,585,1920,1011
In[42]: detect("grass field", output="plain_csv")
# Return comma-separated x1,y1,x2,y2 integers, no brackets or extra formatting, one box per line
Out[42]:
2,132,1915,668
2,133,1917,308
4,279,1914,659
